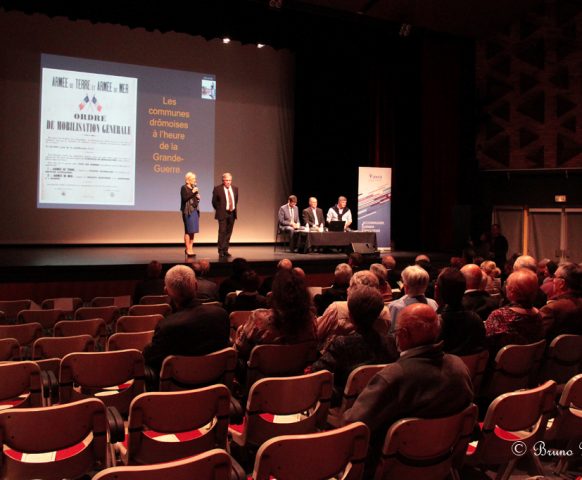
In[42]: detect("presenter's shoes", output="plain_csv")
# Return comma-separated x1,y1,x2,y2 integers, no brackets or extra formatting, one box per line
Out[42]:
223,252,232,258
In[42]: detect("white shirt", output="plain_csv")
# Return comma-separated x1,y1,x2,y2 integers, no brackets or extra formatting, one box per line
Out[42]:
224,186,235,211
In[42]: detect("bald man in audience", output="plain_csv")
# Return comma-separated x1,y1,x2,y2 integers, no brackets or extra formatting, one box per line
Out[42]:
388,265,438,332
316,270,391,352
461,263,498,320
540,262,582,340
143,265,229,376
343,303,473,475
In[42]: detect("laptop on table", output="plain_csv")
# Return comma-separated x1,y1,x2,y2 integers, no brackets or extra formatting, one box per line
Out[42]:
328,221,345,232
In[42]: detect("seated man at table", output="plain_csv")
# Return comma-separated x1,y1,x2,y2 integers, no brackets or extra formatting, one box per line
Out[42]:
277,194,301,251
326,195,352,231
302,196,325,231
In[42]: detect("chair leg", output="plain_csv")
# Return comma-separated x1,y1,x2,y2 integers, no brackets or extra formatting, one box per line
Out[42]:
495,458,517,480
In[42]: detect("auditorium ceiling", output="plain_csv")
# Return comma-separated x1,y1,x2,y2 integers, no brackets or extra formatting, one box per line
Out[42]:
1,0,545,46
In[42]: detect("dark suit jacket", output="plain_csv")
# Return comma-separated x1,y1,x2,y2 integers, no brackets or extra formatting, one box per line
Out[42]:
302,207,325,227
212,184,239,220
195,278,220,303
462,290,499,321
540,293,582,340
143,300,229,374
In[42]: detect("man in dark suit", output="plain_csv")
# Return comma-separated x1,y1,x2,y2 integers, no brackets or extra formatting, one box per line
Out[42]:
143,264,229,376
278,194,301,251
461,263,499,320
211,172,238,258
302,196,325,229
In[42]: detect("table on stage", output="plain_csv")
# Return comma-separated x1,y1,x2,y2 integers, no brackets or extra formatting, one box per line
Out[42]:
295,230,377,253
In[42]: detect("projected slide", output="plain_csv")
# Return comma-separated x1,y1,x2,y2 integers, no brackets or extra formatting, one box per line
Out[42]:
38,54,216,212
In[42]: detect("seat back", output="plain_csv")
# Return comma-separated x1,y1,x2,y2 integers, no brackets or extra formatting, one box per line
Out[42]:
59,349,145,416
468,380,557,466
235,370,333,448
0,361,42,408
75,306,120,326
0,322,43,347
107,331,154,352
0,323,43,358
139,294,171,305
128,303,172,317
32,334,95,360
159,348,237,391
92,449,233,480
486,339,546,399
0,398,107,480
545,373,582,442
0,299,32,322
458,350,489,395
328,364,387,427
376,404,478,480
125,385,231,465
116,314,163,333
54,318,107,343
41,297,83,318
0,337,20,361
539,334,582,385
253,421,370,480
17,309,64,331
246,341,318,390
90,296,116,307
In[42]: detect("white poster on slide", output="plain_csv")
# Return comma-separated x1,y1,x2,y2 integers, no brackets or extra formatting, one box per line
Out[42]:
358,167,392,248
39,68,137,205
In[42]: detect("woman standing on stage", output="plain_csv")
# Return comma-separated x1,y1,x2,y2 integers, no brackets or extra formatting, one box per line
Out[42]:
181,171,200,257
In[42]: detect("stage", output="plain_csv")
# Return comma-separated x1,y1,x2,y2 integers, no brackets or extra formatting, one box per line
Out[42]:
0,244,451,303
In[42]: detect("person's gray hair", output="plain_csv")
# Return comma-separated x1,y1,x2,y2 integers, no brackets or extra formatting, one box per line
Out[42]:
513,255,537,273
401,265,429,295
370,263,388,283
349,270,379,289
165,264,197,303
334,263,353,287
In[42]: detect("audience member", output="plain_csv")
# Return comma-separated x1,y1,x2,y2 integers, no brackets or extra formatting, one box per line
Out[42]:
190,259,219,303
342,303,473,475
511,254,547,308
218,257,250,302
480,260,502,295
143,265,229,376
539,259,558,299
313,263,352,316
234,269,317,365
226,270,268,313
348,252,364,273
485,269,544,358
381,255,401,290
540,262,582,340
132,260,165,305
316,270,391,352
259,258,292,295
388,265,438,332
370,263,393,302
436,267,486,355
414,254,437,298
450,256,466,270
461,264,498,321
310,286,398,404
292,266,306,279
